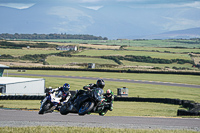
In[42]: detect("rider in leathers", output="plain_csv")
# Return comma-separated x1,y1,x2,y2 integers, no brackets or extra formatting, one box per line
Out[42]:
82,79,113,116
49,83,71,111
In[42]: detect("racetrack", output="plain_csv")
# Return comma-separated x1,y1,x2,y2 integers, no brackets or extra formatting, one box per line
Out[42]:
7,73,200,88
0,109,200,131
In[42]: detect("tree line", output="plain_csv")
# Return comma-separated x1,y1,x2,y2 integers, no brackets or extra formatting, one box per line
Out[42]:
0,33,108,40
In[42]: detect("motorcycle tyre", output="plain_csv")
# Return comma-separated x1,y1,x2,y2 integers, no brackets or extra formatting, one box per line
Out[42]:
78,101,94,116
60,105,69,115
38,102,51,114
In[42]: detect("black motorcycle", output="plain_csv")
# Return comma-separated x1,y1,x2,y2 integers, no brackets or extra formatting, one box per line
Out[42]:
60,89,113,116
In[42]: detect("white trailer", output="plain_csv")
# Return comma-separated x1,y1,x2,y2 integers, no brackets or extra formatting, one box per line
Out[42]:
0,77,45,95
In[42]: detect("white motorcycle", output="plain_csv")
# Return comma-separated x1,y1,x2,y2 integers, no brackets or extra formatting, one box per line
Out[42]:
39,90,64,114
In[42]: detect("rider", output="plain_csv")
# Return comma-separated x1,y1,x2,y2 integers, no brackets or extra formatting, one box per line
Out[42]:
100,89,114,116
49,83,71,111
71,79,105,103
83,79,105,102
83,79,113,116
70,79,113,116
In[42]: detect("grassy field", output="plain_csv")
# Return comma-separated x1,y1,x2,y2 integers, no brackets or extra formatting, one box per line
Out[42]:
0,48,60,56
1,126,198,133
1,40,199,71
21,39,200,48
121,60,194,69
4,70,200,103
3,69,200,118
6,70,200,85
125,47,200,53
46,56,118,65
0,100,181,117
74,50,191,60
46,56,194,70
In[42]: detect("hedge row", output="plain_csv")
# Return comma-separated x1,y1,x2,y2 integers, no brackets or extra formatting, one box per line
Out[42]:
0,95,199,116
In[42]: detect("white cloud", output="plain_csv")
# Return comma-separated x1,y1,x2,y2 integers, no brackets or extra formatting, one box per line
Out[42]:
180,1,200,9
128,1,200,9
161,17,200,31
0,3,35,9
81,0,101,2
49,6,95,33
49,6,94,21
82,6,103,10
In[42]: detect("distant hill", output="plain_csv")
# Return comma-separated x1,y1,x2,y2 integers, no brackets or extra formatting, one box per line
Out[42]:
1,2,200,40
144,27,200,39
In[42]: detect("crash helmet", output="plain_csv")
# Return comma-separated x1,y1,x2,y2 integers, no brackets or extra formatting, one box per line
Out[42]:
63,83,70,92
106,89,112,97
96,79,105,89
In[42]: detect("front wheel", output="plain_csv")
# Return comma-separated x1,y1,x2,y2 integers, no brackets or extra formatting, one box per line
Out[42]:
78,101,94,116
60,105,69,115
38,102,51,114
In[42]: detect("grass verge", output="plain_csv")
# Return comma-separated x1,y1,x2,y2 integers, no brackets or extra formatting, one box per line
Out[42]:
0,126,198,133
0,100,186,117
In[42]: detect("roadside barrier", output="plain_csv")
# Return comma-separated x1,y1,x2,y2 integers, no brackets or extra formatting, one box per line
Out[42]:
0,94,199,116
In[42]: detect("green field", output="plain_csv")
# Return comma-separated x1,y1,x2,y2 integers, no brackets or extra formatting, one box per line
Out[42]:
0,48,60,56
1,68,200,118
5,70,200,103
46,56,118,65
1,39,200,118
1,40,199,71
22,39,200,48
74,50,191,60
125,47,200,53
0,100,180,117
1,126,197,133
7,70,200,85
121,60,194,69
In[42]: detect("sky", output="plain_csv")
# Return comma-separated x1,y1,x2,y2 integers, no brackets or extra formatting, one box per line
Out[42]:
0,0,200,39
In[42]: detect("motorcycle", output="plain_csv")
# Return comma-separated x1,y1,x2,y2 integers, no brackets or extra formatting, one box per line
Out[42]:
60,89,113,116
39,90,64,114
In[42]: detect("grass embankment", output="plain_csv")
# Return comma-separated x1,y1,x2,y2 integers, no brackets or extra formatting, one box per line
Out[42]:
0,126,198,133
0,100,181,117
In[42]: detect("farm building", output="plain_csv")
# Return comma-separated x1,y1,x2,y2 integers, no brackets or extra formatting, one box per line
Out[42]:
56,45,77,51
0,77,45,95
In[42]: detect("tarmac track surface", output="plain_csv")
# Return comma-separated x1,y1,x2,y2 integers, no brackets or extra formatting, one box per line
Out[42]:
0,109,200,131
7,73,200,88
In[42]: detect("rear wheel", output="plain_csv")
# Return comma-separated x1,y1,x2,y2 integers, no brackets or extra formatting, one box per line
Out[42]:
78,101,94,116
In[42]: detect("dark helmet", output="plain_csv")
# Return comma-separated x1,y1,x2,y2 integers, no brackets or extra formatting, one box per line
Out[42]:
63,83,70,92
96,79,105,89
